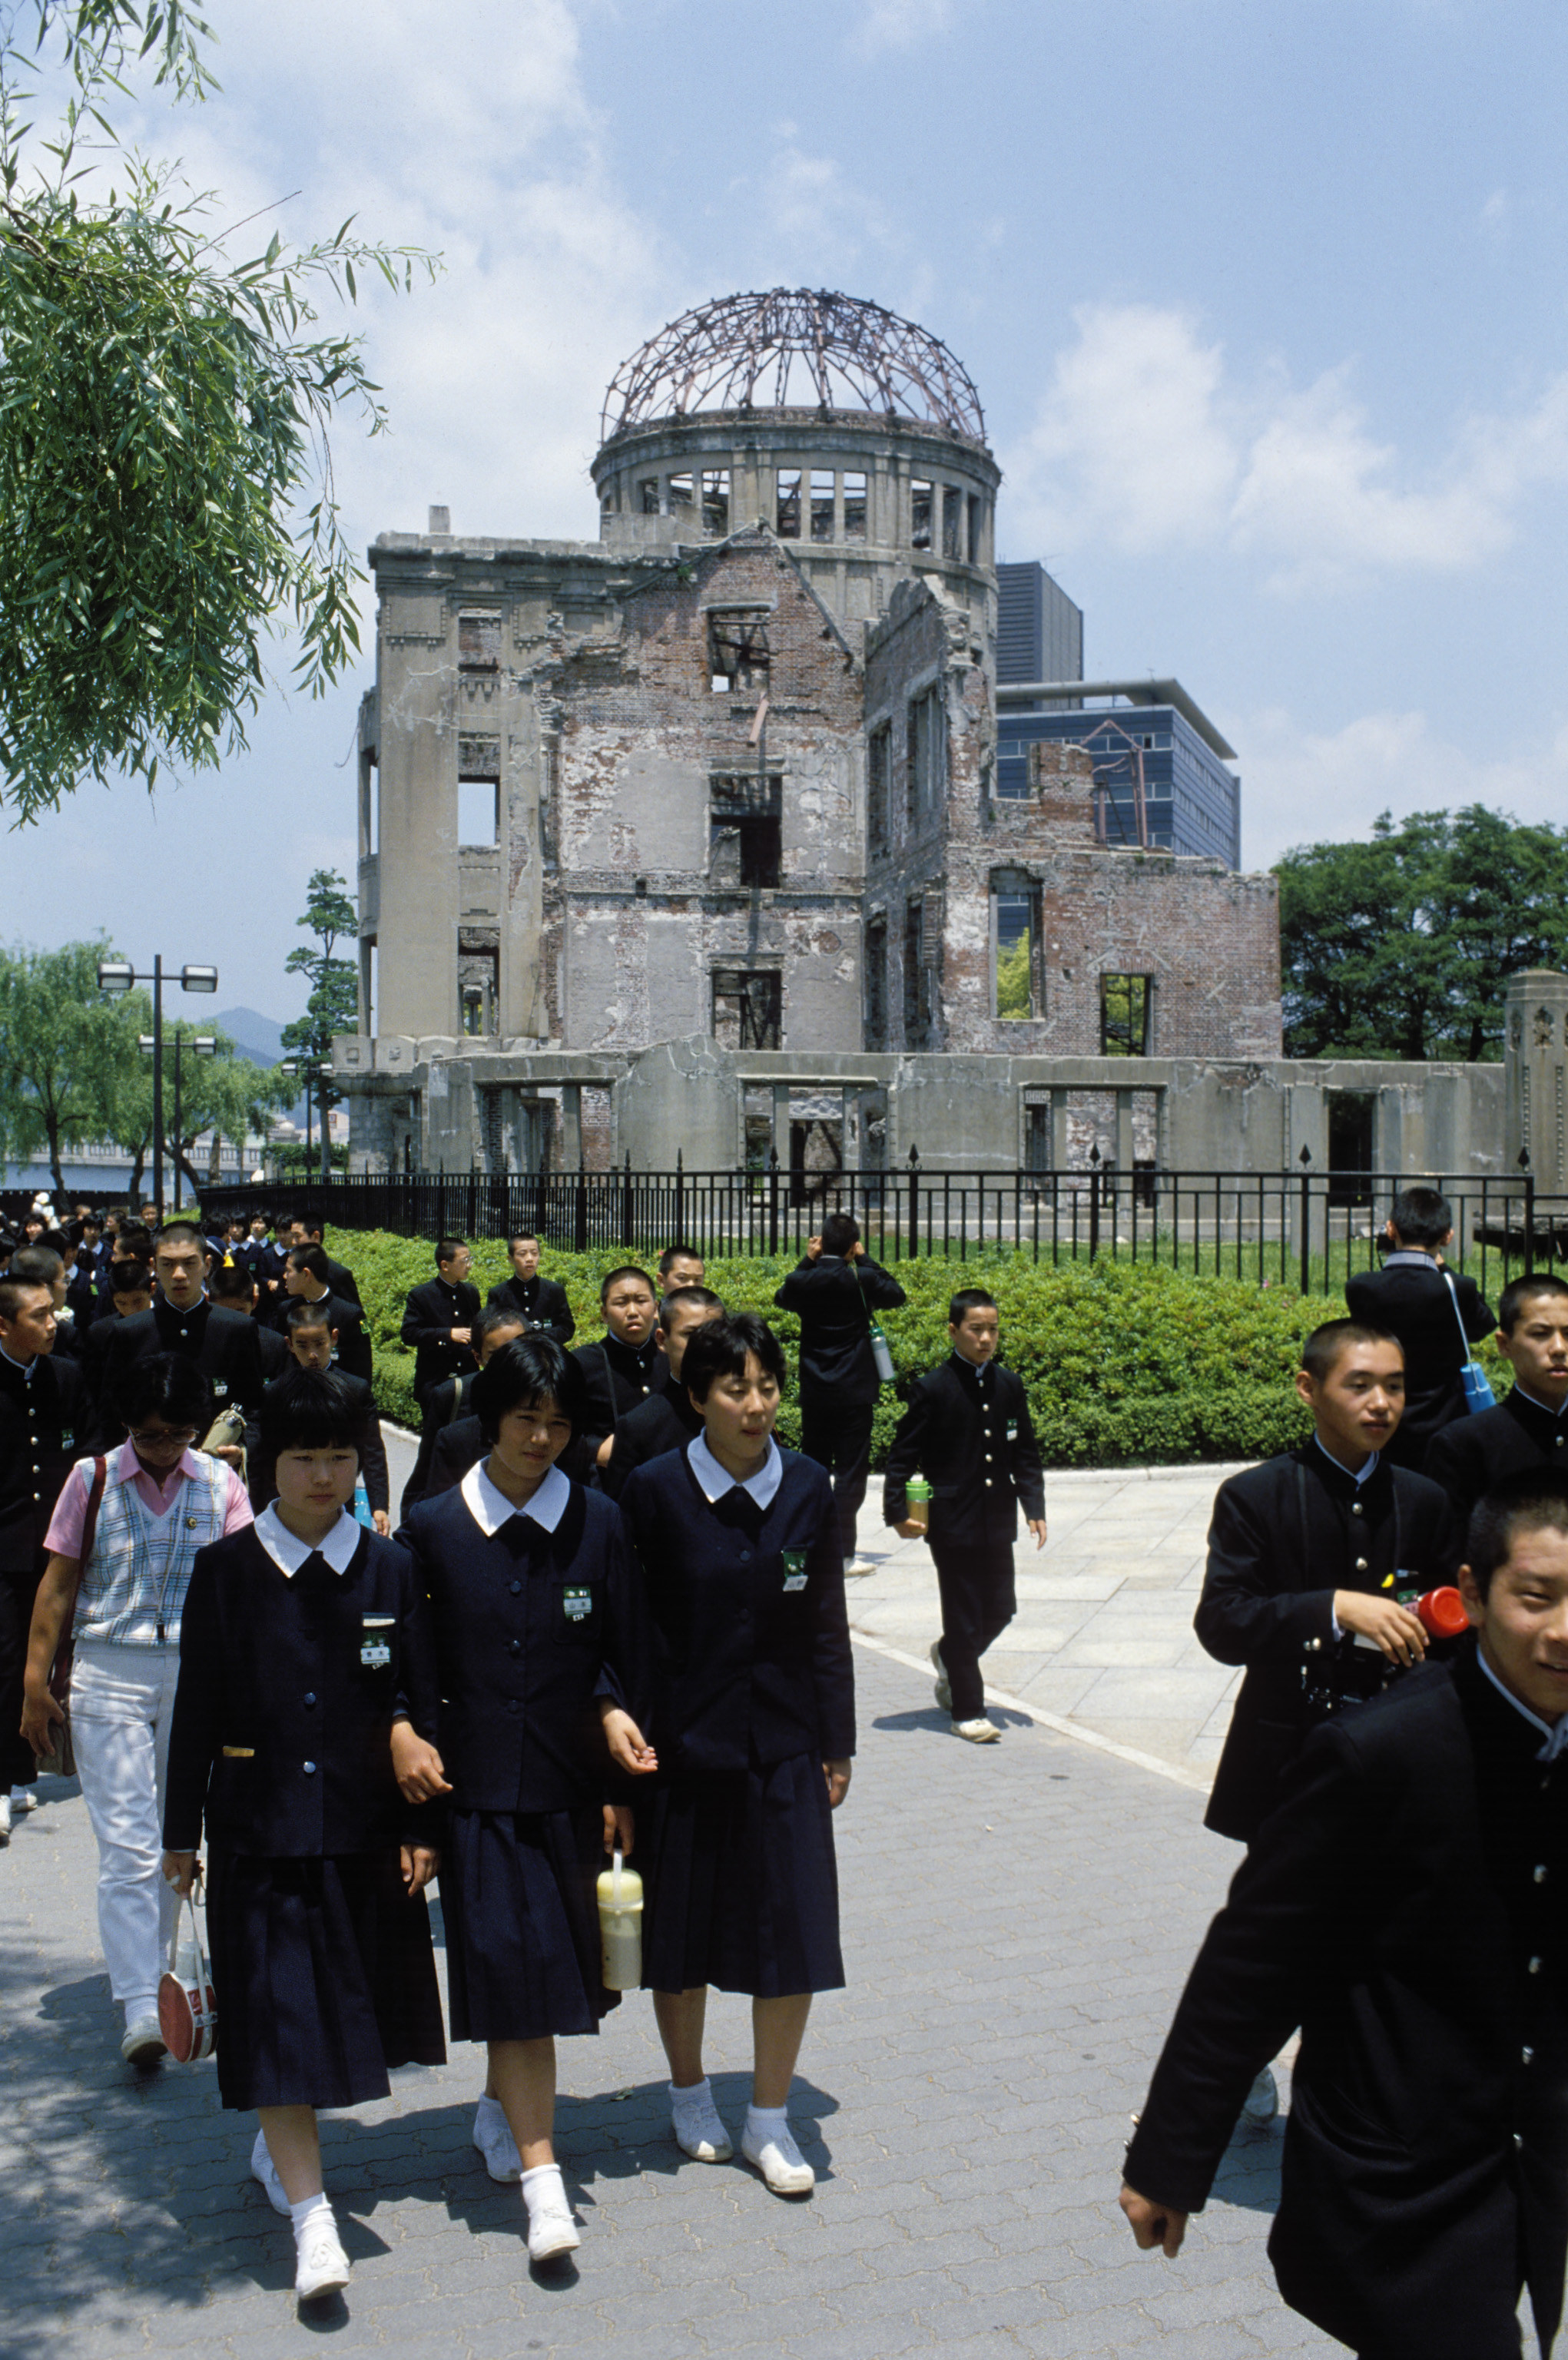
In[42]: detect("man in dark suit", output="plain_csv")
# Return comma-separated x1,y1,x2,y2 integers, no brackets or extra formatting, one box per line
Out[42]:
400,1303,526,1514
399,1236,481,1408
883,1286,1046,1744
602,1285,724,1502
0,1273,85,1841
1121,1467,1568,2360
1426,1272,1568,1530
247,1300,390,1528
94,1221,265,1463
296,1215,363,1313
774,1211,906,1573
281,1245,371,1383
1345,1185,1496,1470
572,1266,665,1475
486,1230,574,1345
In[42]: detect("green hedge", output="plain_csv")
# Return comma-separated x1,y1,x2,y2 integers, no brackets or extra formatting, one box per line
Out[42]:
328,1224,1507,1470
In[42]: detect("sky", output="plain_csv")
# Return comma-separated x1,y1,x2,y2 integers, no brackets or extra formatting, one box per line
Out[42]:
12,0,1568,1019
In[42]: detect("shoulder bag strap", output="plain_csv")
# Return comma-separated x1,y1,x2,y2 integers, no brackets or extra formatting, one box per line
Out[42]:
1440,1268,1477,1359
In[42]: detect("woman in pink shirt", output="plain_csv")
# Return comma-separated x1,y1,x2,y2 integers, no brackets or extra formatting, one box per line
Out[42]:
22,1353,252,2065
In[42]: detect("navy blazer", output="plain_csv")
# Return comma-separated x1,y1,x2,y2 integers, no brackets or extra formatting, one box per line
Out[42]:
396,1477,645,1815
618,1445,855,1773
162,1524,437,1857
882,1356,1045,1550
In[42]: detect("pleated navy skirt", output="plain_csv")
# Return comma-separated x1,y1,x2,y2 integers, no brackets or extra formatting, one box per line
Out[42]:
440,1805,615,2043
206,1847,446,2113
641,1751,844,1998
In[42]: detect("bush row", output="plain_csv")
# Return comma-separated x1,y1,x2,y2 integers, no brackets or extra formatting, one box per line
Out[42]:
324,1225,1492,1470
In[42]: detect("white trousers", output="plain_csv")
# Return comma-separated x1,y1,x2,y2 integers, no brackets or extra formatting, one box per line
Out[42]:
70,1642,181,2011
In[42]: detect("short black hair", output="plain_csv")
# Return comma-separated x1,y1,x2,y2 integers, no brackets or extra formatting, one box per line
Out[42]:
507,1230,539,1250
109,1259,153,1298
436,1235,466,1267
681,1311,788,1404
474,1301,529,1347
1301,1319,1402,1382
115,1223,153,1260
0,1275,51,1323
1389,1187,1452,1249
949,1287,996,1328
155,1219,207,1253
659,1284,724,1328
299,1215,326,1240
259,1367,363,1458
287,1243,331,1284
1467,1470,1568,1596
284,1294,336,1334
114,1351,211,1434
1498,1273,1568,1335
9,1245,63,1287
658,1242,704,1277
599,1264,655,1305
209,1261,254,1302
471,1334,589,1447
820,1212,860,1258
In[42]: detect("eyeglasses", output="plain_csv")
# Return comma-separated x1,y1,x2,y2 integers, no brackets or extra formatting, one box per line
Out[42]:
127,1427,197,1449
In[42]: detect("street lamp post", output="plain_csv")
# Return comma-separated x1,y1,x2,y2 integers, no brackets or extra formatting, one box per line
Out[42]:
98,956,218,1225
139,1032,215,1211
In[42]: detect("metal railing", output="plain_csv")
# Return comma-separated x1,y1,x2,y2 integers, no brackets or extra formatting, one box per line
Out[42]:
197,1154,1560,1294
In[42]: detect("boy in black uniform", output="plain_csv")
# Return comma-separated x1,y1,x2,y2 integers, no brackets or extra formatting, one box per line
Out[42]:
94,1221,264,1465
296,1216,362,1313
401,1304,526,1513
486,1231,574,1346
399,1236,481,1408
1345,1185,1496,1469
601,1286,724,1502
1425,1271,1568,1529
1195,1316,1460,2121
281,1247,371,1381
882,1287,1046,1744
774,1213,907,1574
573,1266,665,1476
0,1274,85,1841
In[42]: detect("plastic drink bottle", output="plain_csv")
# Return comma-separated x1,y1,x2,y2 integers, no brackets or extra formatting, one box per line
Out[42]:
596,1847,644,1990
905,1477,931,1533
353,1477,375,1530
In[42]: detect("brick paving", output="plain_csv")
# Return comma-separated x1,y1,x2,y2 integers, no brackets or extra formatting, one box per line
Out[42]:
0,1633,1363,2360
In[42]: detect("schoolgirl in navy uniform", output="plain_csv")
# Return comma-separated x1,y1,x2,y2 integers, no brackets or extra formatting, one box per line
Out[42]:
161,1370,446,2305
616,1311,855,2197
392,1335,655,2265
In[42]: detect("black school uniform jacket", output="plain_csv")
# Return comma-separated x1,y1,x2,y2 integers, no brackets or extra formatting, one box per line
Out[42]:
618,1446,855,1773
426,1413,484,1500
602,1375,703,1503
320,1255,362,1312
248,1371,389,1516
399,1275,481,1397
162,1525,437,1856
573,1334,667,1454
1424,1387,1568,1534
1196,1444,1461,1843
882,1356,1044,1550
396,1479,644,1814
1125,1646,1568,2359
486,1273,575,1346
0,1351,86,1571
1344,1256,1497,1464
293,1289,372,1384
400,1371,476,1513
94,1296,265,1457
772,1254,907,1409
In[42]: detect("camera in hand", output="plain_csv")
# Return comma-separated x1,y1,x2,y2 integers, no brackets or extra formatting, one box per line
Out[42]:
1301,1581,1468,1722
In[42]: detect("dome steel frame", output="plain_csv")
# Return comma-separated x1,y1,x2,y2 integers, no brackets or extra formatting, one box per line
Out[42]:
601,287,986,447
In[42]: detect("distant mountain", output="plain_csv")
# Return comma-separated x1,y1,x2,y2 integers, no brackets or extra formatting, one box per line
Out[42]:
214,1006,287,1069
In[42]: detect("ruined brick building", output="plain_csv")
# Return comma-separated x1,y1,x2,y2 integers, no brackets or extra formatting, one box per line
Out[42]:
337,289,1293,1175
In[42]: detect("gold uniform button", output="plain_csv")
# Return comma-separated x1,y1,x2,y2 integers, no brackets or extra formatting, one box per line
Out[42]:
1354,1558,1368,1573
1530,1957,1543,1974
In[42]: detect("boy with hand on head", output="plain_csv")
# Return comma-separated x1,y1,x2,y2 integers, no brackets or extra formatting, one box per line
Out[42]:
775,1213,907,1577
1345,1185,1497,1470
882,1288,1045,1745
1425,1272,1568,1530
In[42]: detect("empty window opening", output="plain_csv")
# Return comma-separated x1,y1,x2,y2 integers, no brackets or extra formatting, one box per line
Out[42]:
459,609,501,669
459,734,500,845
1327,1089,1376,1205
601,482,621,515
712,968,782,1050
358,750,377,857
701,469,730,537
708,610,771,694
638,476,661,515
942,487,963,559
910,479,933,549
905,684,944,826
776,469,802,537
459,946,499,1038
667,472,694,514
843,472,867,542
811,470,835,542
865,920,887,1048
710,774,783,889
1100,973,1152,1056
867,724,890,850
966,493,982,565
903,898,931,1041
993,890,1040,1020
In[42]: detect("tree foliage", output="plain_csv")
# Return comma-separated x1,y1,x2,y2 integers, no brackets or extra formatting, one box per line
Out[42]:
0,3,436,824
282,867,359,1121
1275,805,1568,1062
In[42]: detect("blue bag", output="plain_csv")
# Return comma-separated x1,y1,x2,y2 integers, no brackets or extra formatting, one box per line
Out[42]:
1444,1271,1496,1415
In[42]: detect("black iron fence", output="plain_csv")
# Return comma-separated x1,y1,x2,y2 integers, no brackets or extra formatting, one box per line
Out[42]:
197,1156,1564,1295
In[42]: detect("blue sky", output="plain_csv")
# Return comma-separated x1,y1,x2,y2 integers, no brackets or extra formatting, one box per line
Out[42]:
13,0,1568,1016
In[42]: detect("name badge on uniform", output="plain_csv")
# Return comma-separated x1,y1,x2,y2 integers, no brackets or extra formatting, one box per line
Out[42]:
361,1613,393,1669
782,1550,808,1593
1006,1423,1019,1442
61,1429,74,1449
212,1381,228,1398
562,1586,593,1622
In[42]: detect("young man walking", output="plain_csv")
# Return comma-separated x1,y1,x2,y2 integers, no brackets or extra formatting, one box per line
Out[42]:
774,1211,905,1575
1425,1272,1568,1529
1345,1186,1496,1470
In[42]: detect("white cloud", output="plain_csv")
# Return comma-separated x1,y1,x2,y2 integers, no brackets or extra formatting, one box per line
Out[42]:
1003,303,1568,595
850,0,959,58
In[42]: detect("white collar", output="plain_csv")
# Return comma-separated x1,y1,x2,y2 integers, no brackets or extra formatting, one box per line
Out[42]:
688,1430,784,1509
254,1502,362,1579
1382,1249,1441,1271
1314,1435,1380,1488
1476,1646,1568,1762
460,1456,570,1537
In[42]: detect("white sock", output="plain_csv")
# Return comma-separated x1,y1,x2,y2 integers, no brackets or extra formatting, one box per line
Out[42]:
670,2076,715,2120
290,2193,332,2238
123,1996,159,2030
520,2163,567,2218
9,1785,29,1801
476,2093,506,2125
746,2102,790,2140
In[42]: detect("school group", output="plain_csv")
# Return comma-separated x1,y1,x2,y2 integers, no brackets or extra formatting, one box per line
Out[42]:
0,1202,1043,2303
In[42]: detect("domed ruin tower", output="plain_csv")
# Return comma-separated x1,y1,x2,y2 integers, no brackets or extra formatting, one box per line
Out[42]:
592,287,999,643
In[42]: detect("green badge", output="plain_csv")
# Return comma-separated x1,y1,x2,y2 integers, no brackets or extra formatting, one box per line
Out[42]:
781,1550,808,1593
1006,1423,1019,1442
562,1586,593,1622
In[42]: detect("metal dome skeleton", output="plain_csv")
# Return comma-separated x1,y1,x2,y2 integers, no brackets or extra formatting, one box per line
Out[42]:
600,289,987,447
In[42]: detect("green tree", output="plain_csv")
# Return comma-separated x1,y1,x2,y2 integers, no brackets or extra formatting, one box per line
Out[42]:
0,3,436,825
0,938,142,1190
282,869,359,1175
100,1016,296,1199
993,930,1034,1020
1275,806,1568,1062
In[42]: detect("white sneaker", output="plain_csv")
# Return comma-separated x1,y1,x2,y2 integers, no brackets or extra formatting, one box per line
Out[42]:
293,2210,350,2301
1241,2064,1279,2123
472,2098,522,2182
952,1715,1000,1745
671,2087,734,2162
930,1641,952,1714
0,1795,11,1846
844,1557,877,1578
523,2186,581,2263
120,2015,166,2065
8,1786,36,1813
741,2119,815,2196
250,2129,291,2216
